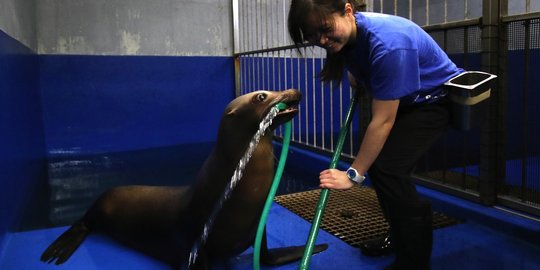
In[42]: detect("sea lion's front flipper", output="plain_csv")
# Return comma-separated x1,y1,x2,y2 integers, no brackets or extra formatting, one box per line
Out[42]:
41,221,90,265
259,227,328,266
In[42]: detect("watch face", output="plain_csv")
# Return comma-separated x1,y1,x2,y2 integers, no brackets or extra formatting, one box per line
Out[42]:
347,169,356,179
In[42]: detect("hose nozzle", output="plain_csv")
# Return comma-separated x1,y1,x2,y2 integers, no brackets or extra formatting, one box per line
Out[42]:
275,102,288,111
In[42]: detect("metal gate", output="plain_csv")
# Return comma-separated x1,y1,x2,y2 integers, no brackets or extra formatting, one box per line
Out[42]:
232,0,540,217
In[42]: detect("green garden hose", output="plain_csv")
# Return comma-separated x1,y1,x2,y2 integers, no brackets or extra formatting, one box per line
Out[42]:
253,102,291,270
298,90,359,270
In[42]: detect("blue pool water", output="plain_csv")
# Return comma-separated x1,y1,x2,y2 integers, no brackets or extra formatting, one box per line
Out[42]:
18,142,322,230
19,143,213,230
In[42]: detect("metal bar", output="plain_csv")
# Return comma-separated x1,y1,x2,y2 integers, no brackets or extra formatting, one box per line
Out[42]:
250,55,254,91
233,44,313,57
409,0,413,19
291,51,298,141
330,80,334,151
256,0,260,50
260,53,263,90
427,0,430,25
520,19,530,202
267,52,271,89
497,197,540,217
274,0,279,48
462,27,470,191
478,0,506,206
232,0,240,54
282,0,287,46
339,81,343,152
277,50,281,90
283,49,287,90
272,51,275,90
232,0,241,96
234,56,241,96
422,18,481,31
304,47,309,145
297,51,302,143
441,27,451,185
348,86,354,156
264,52,273,90
312,50,317,146
501,11,540,22
320,56,325,150
264,0,269,50
248,1,253,52
255,53,259,90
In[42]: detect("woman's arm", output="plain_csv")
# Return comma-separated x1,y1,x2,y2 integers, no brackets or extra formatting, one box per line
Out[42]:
319,98,399,189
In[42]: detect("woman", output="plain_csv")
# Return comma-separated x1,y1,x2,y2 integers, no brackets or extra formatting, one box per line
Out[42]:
288,1,463,269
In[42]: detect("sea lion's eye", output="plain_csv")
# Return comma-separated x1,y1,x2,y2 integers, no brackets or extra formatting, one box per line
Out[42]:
255,93,267,102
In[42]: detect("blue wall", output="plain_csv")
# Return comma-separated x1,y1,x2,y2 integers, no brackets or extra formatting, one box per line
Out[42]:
39,55,235,226
0,30,45,249
40,55,234,156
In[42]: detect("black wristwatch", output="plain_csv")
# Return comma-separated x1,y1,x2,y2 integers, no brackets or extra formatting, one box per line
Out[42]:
346,167,365,185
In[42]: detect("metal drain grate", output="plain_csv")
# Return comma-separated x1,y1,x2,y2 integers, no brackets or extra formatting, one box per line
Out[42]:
274,186,461,247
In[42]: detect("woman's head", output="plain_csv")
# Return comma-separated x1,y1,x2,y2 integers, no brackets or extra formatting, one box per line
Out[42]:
288,0,360,83
288,0,357,54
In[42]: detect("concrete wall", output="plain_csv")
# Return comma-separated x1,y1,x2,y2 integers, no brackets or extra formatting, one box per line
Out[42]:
1,0,233,56
36,0,232,56
0,0,36,50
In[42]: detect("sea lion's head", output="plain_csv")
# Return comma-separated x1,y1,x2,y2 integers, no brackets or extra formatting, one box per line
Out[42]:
225,89,301,127
220,89,301,142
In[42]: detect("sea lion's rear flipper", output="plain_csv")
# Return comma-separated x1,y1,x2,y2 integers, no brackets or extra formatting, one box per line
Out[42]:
260,227,329,266
40,221,90,265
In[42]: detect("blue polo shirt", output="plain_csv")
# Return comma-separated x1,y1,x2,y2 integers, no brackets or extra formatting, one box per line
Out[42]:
345,12,463,104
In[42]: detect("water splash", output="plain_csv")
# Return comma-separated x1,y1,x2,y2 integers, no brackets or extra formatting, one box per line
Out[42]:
187,104,283,268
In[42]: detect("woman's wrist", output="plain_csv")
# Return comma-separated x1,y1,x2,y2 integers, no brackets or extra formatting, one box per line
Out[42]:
346,167,366,185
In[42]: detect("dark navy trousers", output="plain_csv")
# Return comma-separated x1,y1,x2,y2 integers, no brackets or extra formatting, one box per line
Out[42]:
368,97,451,218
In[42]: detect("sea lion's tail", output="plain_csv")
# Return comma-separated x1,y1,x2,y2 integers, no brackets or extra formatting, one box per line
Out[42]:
40,221,90,265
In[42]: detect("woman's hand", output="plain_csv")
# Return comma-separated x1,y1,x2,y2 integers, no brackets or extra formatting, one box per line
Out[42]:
319,169,354,190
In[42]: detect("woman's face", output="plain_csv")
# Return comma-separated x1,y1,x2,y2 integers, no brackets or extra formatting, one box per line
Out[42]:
303,5,356,53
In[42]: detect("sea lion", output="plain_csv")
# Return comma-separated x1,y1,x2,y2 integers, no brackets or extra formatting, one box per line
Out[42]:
40,89,328,269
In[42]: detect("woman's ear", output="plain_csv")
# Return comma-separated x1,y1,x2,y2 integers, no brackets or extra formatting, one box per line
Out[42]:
344,2,354,14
